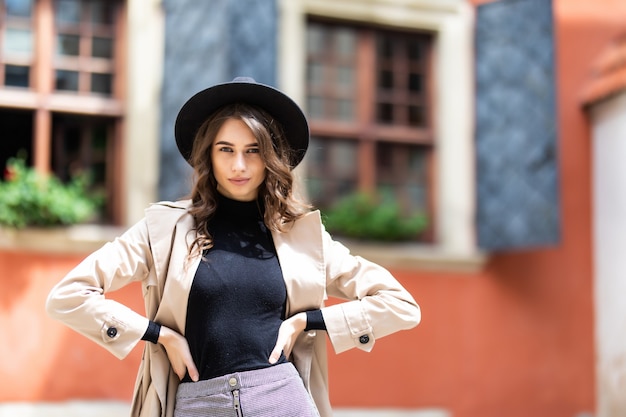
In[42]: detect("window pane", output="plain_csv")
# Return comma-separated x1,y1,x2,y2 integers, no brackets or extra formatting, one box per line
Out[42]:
329,140,357,178
307,137,358,209
55,70,79,91
337,99,353,121
307,96,324,119
92,37,113,58
409,105,425,127
335,28,355,57
306,24,324,55
57,34,80,56
378,103,393,123
379,70,393,89
378,36,393,59
307,62,324,86
376,142,428,212
91,0,114,25
55,0,81,24
91,73,112,95
5,64,29,87
407,39,422,61
408,73,421,92
4,28,33,54
6,0,33,17
337,66,353,87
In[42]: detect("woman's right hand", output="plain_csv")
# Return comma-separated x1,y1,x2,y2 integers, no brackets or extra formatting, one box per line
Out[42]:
158,326,199,382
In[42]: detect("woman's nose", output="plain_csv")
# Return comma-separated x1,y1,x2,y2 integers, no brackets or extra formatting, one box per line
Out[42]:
232,153,246,171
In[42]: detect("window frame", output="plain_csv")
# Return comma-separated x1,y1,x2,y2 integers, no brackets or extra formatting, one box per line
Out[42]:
279,0,483,269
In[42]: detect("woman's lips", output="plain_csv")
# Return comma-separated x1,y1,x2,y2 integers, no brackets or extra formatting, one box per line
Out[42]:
229,178,250,185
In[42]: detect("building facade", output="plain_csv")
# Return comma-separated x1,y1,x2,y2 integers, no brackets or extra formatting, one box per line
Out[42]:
1,0,626,416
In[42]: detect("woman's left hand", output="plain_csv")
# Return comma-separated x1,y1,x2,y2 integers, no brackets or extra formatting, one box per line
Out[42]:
269,312,307,364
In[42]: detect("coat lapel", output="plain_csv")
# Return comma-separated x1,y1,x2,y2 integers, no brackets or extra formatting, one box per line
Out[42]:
272,210,327,315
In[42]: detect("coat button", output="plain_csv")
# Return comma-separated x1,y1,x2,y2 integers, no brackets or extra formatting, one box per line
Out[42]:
359,335,370,344
106,327,118,338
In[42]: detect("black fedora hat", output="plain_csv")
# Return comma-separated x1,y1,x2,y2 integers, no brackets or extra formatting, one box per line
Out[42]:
174,77,309,167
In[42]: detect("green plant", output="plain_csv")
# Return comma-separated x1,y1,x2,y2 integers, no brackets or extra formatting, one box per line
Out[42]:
322,191,427,241
0,157,103,228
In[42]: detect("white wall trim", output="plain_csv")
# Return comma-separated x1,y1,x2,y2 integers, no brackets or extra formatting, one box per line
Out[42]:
124,0,164,224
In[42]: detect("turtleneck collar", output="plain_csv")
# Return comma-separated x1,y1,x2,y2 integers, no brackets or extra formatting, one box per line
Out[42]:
215,192,264,221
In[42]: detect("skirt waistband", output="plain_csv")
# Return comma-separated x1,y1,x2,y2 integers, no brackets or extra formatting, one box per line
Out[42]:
176,363,300,399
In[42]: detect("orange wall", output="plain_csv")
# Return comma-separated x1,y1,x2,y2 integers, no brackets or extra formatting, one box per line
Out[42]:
0,250,143,401
2,1,626,416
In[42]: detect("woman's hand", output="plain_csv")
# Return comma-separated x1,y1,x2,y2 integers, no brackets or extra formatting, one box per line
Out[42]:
158,326,199,382
269,312,307,364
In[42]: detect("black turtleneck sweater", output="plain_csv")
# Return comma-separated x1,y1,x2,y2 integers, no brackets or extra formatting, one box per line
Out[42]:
139,194,324,382
182,194,289,381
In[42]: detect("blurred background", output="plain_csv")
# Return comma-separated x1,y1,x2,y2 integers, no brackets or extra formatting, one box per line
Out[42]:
1,0,626,416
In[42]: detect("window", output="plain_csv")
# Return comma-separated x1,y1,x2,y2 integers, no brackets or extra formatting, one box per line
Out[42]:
0,0,34,87
306,20,434,240
0,0,125,223
281,0,477,266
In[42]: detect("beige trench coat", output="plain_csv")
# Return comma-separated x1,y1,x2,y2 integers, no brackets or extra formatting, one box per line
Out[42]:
46,201,421,417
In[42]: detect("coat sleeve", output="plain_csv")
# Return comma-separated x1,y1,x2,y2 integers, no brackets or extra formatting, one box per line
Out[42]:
320,228,421,354
45,218,153,360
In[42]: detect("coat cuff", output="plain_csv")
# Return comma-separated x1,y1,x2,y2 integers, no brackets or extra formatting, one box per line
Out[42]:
321,301,374,353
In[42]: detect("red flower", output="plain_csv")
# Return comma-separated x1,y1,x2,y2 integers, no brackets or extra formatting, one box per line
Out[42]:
4,167,16,181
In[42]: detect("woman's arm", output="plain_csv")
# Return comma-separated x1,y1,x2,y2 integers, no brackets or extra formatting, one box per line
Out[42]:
320,230,421,354
46,218,154,360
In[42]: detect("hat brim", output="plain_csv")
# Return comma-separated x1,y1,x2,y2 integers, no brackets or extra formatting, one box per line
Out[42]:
174,79,309,167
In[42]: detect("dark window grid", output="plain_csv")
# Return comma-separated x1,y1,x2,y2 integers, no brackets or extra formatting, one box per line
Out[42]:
53,48,113,93
55,28,114,59
307,66,356,119
53,0,115,94
375,34,429,127
306,25,357,121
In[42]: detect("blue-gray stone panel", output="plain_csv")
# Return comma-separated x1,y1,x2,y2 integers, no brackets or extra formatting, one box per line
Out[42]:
475,0,560,251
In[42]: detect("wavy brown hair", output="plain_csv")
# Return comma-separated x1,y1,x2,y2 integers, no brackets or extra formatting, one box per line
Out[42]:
186,103,311,254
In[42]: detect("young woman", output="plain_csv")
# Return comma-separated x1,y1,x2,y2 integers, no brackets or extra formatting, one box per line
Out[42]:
46,77,421,417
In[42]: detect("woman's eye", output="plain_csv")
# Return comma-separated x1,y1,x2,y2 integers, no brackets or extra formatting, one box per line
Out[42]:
247,148,260,154
218,147,233,152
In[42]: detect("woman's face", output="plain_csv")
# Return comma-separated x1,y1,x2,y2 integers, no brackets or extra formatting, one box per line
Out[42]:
211,118,266,201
